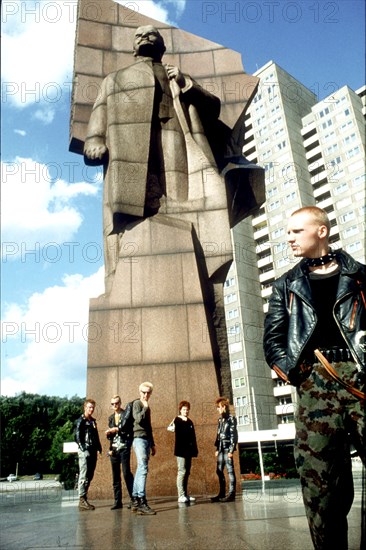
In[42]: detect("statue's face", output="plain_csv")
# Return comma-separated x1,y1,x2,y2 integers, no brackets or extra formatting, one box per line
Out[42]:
133,25,165,59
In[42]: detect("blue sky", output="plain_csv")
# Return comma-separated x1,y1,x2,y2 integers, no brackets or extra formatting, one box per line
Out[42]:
1,0,365,398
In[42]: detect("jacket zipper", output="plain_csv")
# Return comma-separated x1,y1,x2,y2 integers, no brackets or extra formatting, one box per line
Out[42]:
333,290,359,365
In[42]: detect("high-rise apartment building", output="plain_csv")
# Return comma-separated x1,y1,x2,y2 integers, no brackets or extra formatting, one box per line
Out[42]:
225,61,365,449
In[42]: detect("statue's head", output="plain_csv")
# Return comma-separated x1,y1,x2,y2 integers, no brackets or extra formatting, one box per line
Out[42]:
133,25,166,60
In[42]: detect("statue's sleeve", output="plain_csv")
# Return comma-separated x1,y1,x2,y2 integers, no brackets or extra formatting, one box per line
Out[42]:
84,76,109,147
181,76,220,121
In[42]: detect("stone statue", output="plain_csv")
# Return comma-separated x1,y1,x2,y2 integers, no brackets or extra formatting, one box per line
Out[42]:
83,25,263,294
72,11,265,496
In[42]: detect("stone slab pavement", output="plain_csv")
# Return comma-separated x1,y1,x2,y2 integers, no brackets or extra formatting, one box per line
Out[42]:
0,477,363,550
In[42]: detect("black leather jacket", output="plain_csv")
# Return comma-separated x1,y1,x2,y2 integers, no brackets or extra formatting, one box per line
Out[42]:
74,415,102,454
264,250,365,383
214,413,238,454
107,402,133,451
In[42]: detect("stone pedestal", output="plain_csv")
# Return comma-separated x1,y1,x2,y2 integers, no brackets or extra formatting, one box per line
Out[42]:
87,215,240,498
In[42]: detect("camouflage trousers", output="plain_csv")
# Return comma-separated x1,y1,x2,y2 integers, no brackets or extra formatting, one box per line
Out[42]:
294,360,365,550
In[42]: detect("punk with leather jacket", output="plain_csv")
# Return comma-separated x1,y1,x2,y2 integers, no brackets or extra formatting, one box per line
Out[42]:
107,401,134,506
214,413,238,454
264,250,366,385
75,415,102,454
107,401,133,454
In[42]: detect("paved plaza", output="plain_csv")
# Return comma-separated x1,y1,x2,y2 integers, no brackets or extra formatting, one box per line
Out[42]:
0,473,363,550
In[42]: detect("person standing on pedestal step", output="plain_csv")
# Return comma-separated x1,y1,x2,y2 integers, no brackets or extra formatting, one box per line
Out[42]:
74,399,102,511
105,395,134,510
211,397,238,503
168,400,198,503
263,206,365,550
131,382,156,515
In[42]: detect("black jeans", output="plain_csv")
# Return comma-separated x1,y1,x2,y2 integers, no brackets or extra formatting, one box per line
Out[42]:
109,443,134,503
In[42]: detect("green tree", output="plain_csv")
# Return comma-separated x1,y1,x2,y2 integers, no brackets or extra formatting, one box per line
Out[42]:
0,393,83,478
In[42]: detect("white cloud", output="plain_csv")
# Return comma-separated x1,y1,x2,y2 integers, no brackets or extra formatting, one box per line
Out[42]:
2,0,187,109
115,0,170,22
2,0,77,108
115,0,187,24
160,0,187,18
1,157,100,256
14,129,26,136
1,267,105,398
33,107,56,125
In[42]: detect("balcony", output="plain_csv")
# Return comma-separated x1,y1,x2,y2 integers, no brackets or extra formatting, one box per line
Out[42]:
259,269,275,283
257,255,273,268
254,226,269,240
313,183,331,197
275,403,295,416
273,385,293,397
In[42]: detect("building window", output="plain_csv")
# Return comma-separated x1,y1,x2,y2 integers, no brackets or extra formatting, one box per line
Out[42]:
261,149,272,161
272,227,285,239
339,211,355,224
224,277,235,288
334,182,348,195
260,137,270,147
347,241,362,254
274,242,287,254
346,146,360,160
227,308,239,320
266,186,278,198
228,324,240,336
319,107,330,118
343,225,359,239
323,130,335,141
321,119,333,129
257,126,269,137
343,133,357,145
325,143,339,156
235,395,248,407
233,377,245,388
352,174,365,187
267,200,280,212
272,116,282,126
231,359,244,371
280,415,294,424
284,191,296,203
255,115,266,127
340,120,353,131
278,396,292,405
238,415,251,426
229,342,243,354
224,293,237,304
277,257,289,269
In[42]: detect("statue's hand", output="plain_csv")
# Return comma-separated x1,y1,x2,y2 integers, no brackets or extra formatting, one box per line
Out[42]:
165,64,186,89
84,142,108,160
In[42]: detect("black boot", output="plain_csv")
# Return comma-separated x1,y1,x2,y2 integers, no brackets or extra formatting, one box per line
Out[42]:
137,498,156,515
219,493,236,502
210,494,225,503
111,501,123,510
131,497,140,512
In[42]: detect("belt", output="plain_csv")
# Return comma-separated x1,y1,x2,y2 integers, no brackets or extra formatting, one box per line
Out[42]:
318,347,354,363
301,347,354,366
314,349,365,400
